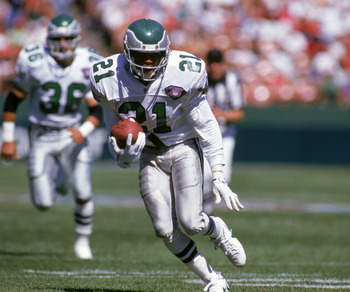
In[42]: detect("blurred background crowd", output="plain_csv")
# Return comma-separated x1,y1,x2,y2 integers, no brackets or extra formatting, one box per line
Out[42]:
1,0,350,107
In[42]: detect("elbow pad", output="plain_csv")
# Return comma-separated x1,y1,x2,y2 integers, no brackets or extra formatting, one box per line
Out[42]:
3,91,24,113
88,104,103,121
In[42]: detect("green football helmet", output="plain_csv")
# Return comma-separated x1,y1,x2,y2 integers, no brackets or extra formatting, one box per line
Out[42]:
47,14,81,61
123,18,170,81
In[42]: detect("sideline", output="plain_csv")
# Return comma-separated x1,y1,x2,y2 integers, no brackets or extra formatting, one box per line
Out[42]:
1,193,350,213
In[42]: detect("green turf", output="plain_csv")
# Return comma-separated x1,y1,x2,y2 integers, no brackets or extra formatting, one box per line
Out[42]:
0,161,350,291
230,163,350,203
2,160,350,203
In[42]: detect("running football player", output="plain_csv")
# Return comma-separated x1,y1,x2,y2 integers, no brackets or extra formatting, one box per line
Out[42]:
1,14,103,259
90,18,246,291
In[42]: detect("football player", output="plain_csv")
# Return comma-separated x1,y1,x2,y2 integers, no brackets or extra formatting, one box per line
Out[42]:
1,14,103,259
90,19,246,291
203,49,246,215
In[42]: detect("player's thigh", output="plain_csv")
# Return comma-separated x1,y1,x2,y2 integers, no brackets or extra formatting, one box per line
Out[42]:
28,139,56,178
28,143,57,207
139,155,175,237
172,144,205,234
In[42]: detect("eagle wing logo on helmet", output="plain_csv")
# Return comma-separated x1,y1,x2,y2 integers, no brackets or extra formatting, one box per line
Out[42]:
165,86,187,100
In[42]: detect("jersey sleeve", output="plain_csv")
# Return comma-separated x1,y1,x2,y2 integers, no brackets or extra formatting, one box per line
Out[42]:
84,48,104,100
185,59,225,168
89,58,107,104
89,56,120,132
189,97,225,168
14,44,44,93
180,54,208,111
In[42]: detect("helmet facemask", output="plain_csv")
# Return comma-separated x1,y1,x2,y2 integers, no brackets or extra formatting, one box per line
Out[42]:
47,14,81,62
124,46,169,81
123,19,170,82
47,36,80,61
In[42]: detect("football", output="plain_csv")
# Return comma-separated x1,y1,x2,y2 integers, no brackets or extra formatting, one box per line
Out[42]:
110,119,143,149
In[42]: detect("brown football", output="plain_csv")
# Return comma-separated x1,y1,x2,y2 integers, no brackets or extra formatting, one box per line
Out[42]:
110,119,143,149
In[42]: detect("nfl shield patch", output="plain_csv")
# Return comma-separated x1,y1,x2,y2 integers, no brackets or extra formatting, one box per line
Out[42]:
165,86,187,100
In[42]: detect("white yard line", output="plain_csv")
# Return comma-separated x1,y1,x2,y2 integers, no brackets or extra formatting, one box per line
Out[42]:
23,269,350,289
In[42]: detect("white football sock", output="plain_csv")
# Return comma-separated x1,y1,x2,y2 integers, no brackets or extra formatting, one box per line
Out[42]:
185,252,216,283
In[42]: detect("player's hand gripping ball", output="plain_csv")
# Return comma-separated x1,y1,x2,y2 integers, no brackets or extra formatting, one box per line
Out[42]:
110,119,143,149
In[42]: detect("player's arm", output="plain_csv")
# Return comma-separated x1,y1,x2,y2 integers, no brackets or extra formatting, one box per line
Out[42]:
84,97,102,127
189,98,224,167
1,86,27,161
68,97,103,145
189,99,244,212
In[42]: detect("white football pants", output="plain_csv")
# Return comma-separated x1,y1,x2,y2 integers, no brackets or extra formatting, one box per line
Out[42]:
139,139,211,238
28,125,94,235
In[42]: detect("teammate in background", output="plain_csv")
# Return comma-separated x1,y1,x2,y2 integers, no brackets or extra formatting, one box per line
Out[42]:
203,49,246,215
90,18,246,291
0,14,103,259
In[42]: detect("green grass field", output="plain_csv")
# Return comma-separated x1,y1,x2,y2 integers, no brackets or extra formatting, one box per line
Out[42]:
1,160,350,291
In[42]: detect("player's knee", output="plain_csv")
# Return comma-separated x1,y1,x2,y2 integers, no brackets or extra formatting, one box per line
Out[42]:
75,197,91,205
32,201,52,211
181,220,201,236
36,205,50,211
154,224,174,238
72,184,92,200
180,214,210,236
155,229,170,238
30,191,53,211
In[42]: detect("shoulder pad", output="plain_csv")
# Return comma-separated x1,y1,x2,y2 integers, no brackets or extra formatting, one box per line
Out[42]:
18,43,46,67
77,47,103,63
169,50,205,74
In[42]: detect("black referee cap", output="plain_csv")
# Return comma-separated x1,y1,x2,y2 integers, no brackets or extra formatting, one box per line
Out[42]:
206,49,223,63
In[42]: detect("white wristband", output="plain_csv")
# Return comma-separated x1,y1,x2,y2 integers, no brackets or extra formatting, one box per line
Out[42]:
2,121,15,142
78,121,95,137
212,164,224,180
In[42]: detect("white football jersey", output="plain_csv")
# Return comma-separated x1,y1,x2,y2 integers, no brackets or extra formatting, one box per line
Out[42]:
14,43,102,128
90,50,224,166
